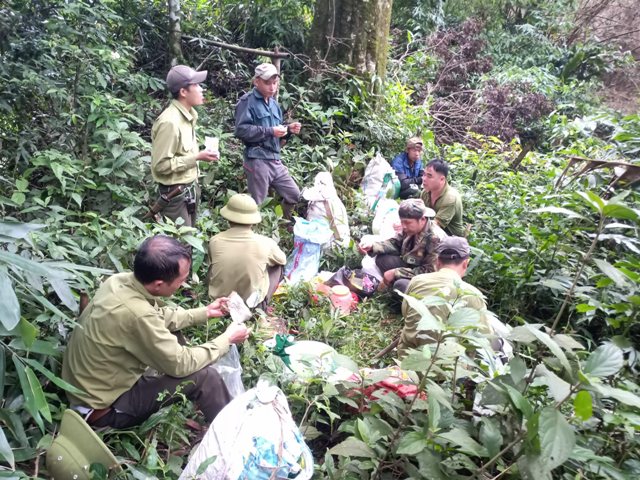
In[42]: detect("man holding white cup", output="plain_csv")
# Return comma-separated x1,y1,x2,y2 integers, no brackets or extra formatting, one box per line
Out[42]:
150,65,219,227
234,63,302,221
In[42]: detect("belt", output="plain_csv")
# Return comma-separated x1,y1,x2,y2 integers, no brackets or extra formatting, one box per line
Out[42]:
86,407,113,425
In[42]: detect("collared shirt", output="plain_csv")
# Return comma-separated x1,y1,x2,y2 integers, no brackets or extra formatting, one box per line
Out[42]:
391,152,423,183
234,88,284,161
398,268,492,356
62,273,230,409
421,182,464,237
151,100,200,185
208,225,286,305
369,223,440,280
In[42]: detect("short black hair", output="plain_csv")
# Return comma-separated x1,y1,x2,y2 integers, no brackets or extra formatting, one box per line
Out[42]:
426,159,449,178
438,254,467,267
133,235,191,284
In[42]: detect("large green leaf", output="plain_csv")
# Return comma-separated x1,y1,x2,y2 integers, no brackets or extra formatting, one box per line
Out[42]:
49,277,79,312
438,428,488,457
525,325,571,372
447,307,481,328
534,364,571,402
396,431,428,455
398,291,444,332
583,343,623,377
23,358,85,396
328,437,376,458
11,356,50,430
538,407,575,470
592,384,640,408
0,271,20,331
0,251,69,279
479,417,503,459
0,221,45,241
593,259,630,288
602,203,639,222
0,425,14,470
574,390,593,421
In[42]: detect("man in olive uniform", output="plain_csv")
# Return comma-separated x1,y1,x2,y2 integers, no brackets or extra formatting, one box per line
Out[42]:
358,199,441,294
208,194,286,309
150,65,219,227
421,159,465,237
62,235,251,429
234,63,302,220
398,236,493,357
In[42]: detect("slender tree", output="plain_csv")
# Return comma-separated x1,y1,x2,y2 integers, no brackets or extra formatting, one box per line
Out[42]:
167,0,183,65
309,0,393,80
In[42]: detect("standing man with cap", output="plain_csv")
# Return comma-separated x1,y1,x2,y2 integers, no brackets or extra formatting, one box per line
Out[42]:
391,136,425,199
150,65,219,227
398,236,493,357
421,159,465,237
207,194,286,309
234,63,302,220
358,198,442,293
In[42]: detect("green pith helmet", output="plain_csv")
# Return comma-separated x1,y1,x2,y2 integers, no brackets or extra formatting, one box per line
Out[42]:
46,409,121,479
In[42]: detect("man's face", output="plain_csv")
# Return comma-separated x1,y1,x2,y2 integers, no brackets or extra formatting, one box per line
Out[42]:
156,258,191,297
180,84,204,107
254,76,280,99
400,217,427,237
422,166,444,192
406,144,423,163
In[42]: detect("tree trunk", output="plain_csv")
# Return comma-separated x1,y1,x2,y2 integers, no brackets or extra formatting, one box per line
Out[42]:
309,0,393,79
167,0,183,66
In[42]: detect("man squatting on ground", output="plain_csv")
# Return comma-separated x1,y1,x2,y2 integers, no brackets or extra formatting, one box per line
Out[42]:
234,63,302,220
358,199,441,294
62,235,251,429
150,65,219,227
398,236,494,357
421,159,465,237
208,194,286,309
391,136,425,199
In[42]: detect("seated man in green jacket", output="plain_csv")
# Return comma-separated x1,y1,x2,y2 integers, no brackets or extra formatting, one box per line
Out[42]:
208,194,286,309
421,159,465,237
62,235,250,429
398,236,493,357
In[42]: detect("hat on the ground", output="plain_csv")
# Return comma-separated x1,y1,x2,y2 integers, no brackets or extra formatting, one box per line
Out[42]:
436,236,471,260
254,63,279,80
398,198,435,219
406,136,424,149
166,65,207,93
221,194,262,224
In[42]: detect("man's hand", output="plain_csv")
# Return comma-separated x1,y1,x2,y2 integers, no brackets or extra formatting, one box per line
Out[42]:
383,269,396,286
225,322,252,344
273,125,288,138
358,239,373,254
287,122,302,135
197,150,220,162
206,297,229,318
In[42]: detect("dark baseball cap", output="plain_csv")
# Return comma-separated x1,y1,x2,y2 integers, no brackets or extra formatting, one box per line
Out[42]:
166,65,207,93
436,236,471,260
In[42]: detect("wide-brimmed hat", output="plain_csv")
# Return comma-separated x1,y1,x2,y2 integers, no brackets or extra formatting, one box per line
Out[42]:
436,236,471,260
166,65,207,93
221,194,262,224
254,63,279,80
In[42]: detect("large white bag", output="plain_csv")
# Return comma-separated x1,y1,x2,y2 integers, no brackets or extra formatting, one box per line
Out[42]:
303,172,351,248
361,152,400,209
180,383,314,480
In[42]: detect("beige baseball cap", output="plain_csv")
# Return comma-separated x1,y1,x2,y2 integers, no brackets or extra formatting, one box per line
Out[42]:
406,137,424,148
254,63,279,80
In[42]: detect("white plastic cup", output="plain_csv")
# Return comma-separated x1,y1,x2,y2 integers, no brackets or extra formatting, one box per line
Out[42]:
204,136,219,154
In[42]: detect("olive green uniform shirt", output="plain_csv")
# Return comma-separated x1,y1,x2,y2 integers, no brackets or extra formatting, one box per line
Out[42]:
151,100,200,185
208,225,286,304
421,182,464,237
399,268,491,356
62,273,231,409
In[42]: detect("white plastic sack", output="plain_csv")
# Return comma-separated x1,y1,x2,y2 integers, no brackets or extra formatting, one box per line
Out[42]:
180,383,314,480
212,345,245,398
303,172,350,248
371,199,401,240
361,152,400,209
284,218,333,284
360,254,383,282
